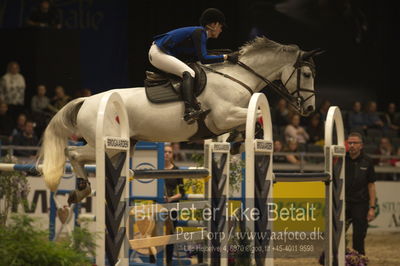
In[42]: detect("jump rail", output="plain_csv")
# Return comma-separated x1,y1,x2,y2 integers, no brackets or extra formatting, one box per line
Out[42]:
128,140,230,266
274,172,331,182
131,169,210,179
0,163,97,173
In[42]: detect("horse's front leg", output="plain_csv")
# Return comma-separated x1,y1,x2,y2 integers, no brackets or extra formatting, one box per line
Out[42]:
214,106,249,129
215,106,262,130
216,106,262,154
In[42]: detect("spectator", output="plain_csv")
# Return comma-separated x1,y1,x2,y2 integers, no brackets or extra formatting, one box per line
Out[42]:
81,88,92,97
284,113,309,144
273,98,291,127
345,132,376,255
364,101,384,128
273,139,287,163
0,61,26,116
11,120,39,157
31,84,51,114
382,102,400,131
74,88,93,99
27,0,61,29
0,102,14,143
31,84,52,138
10,113,27,140
306,113,324,145
318,99,331,121
284,138,301,164
391,147,400,168
171,142,184,161
48,85,71,113
375,137,395,166
374,137,396,180
348,101,367,130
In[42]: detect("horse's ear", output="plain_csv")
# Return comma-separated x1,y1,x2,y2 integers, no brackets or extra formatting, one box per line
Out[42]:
302,48,325,60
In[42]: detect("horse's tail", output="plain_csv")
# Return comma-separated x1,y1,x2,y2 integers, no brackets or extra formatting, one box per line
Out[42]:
37,98,85,192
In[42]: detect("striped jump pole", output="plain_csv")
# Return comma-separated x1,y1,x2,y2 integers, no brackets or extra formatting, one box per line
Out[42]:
204,140,230,266
245,93,274,266
324,106,346,266
95,92,130,266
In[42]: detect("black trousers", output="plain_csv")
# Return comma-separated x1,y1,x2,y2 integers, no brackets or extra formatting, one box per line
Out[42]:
166,210,178,265
345,202,369,255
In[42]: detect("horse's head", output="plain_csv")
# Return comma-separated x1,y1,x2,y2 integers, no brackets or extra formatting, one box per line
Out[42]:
236,37,324,116
279,49,324,116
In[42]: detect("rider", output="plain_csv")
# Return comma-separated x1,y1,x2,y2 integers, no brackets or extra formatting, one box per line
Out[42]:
148,8,239,124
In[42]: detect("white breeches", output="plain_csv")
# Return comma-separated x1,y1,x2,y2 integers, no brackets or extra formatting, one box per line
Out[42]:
148,43,195,78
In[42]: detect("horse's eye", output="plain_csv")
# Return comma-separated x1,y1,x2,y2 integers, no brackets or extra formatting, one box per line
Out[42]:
303,72,311,78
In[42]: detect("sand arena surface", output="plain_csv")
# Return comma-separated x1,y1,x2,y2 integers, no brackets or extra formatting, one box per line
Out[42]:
273,232,400,266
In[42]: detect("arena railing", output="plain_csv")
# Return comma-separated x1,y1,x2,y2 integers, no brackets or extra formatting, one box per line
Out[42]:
1,145,400,174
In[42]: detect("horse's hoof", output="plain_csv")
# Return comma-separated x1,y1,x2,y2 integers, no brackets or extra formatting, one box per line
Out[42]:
67,191,78,205
67,185,92,205
230,142,242,155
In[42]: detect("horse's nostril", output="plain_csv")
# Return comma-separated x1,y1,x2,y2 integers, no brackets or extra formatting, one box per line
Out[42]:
307,105,314,112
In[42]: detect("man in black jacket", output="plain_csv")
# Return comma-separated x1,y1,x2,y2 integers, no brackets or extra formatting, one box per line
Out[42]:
345,132,377,255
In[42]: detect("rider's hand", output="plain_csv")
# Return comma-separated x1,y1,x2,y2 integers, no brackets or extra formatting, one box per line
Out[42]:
226,52,239,64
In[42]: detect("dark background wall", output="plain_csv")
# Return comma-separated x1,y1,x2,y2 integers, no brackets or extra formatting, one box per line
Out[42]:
1,0,398,110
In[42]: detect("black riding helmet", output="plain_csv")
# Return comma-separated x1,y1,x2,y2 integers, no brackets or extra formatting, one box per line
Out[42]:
199,8,227,27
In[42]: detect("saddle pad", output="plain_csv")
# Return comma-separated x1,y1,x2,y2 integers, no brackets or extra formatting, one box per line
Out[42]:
145,81,181,104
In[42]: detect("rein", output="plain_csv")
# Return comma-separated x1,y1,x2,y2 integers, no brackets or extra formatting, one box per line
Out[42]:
201,65,253,95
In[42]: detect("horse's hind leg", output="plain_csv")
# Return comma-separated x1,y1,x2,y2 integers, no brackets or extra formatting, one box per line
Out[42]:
65,145,96,205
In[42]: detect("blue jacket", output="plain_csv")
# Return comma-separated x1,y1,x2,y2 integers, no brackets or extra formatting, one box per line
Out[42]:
153,26,224,64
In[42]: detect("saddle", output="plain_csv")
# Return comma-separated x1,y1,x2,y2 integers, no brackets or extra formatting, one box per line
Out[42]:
144,62,207,104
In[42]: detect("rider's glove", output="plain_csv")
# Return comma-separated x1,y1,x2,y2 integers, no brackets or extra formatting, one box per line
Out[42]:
226,52,239,64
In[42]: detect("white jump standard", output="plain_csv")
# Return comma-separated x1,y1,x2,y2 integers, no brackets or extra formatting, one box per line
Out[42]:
244,93,345,266
95,92,130,266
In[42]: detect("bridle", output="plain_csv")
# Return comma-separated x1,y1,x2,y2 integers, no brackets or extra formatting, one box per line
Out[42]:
275,54,316,114
202,52,317,115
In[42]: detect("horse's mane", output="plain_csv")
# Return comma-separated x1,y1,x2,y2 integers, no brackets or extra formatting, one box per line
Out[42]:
239,36,299,56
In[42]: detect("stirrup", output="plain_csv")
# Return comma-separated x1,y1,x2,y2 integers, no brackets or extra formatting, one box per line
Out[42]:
183,109,210,124
183,110,201,124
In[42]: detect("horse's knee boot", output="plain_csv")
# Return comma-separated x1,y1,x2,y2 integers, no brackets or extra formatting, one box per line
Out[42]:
68,178,92,205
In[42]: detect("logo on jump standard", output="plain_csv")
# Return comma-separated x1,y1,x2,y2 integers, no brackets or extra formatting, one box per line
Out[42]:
105,137,129,150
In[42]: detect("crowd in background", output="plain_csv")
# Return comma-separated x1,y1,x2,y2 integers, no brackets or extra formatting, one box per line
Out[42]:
0,60,91,159
1,0,400,178
269,98,400,180
1,58,399,178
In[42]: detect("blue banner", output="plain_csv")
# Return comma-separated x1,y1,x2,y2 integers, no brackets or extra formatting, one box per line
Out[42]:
0,0,129,92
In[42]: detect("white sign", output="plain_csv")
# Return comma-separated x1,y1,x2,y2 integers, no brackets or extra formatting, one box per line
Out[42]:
104,137,129,150
369,181,400,232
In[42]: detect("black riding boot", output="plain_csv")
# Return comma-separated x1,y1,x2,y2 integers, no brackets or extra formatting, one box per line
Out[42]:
182,71,205,124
